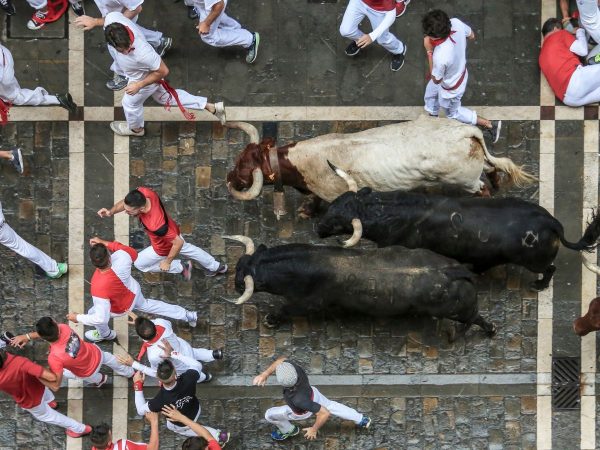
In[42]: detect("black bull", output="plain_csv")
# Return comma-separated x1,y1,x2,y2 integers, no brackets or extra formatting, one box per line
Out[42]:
228,239,496,335
317,188,600,291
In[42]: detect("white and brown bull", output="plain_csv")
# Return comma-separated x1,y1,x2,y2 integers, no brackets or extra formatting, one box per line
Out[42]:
225,116,536,218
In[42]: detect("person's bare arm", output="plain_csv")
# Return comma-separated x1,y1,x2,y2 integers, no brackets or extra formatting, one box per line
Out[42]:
159,236,184,272
125,61,169,96
303,406,331,440
161,405,217,442
10,331,40,348
197,0,224,34
42,369,63,392
98,199,125,218
467,31,475,40
74,15,104,30
560,0,570,20
145,412,160,450
253,356,287,386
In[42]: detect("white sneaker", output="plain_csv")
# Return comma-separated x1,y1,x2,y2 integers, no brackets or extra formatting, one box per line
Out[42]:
110,121,145,136
187,311,198,328
213,102,226,125
84,330,116,343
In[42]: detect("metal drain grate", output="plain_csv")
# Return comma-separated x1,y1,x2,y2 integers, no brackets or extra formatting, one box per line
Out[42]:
552,357,580,410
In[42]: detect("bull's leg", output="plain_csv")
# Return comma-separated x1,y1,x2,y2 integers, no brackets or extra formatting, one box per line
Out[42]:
297,195,322,219
485,170,501,191
530,265,556,291
263,313,282,328
472,314,497,337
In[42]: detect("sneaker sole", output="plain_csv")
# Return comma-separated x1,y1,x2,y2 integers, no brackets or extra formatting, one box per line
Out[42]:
27,20,45,30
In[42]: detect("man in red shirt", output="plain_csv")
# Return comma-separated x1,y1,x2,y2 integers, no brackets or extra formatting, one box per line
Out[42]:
11,317,134,387
98,187,227,279
91,411,159,450
539,18,600,106
65,237,197,342
0,350,91,438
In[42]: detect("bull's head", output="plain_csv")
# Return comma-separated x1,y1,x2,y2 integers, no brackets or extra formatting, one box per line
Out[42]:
318,161,363,247
222,235,258,304
225,122,272,201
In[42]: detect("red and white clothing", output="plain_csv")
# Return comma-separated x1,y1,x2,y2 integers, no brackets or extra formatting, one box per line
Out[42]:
105,12,209,130
0,353,86,434
339,0,405,55
424,18,477,125
539,28,600,106
93,439,147,450
0,201,61,276
95,0,163,48
193,0,253,48
77,240,192,339
48,324,134,383
133,187,220,273
132,318,214,381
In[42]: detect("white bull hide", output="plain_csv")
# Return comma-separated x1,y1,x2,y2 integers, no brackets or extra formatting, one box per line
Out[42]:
287,116,509,202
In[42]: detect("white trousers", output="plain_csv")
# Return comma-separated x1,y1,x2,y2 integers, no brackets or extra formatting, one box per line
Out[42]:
166,408,220,439
63,350,134,384
577,0,600,44
134,238,219,273
424,74,477,125
92,294,191,338
0,207,59,275
563,64,600,106
23,388,86,434
0,48,59,106
265,387,363,434
339,0,404,55
120,82,207,130
198,9,253,48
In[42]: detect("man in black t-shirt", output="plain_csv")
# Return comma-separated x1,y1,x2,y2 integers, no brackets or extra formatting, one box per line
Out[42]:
253,357,372,441
133,343,230,447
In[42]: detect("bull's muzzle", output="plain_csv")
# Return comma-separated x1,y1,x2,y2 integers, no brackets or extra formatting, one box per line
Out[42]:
228,168,264,200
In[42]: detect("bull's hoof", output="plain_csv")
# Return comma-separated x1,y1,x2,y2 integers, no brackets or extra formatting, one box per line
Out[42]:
486,323,498,337
263,314,279,328
529,281,547,292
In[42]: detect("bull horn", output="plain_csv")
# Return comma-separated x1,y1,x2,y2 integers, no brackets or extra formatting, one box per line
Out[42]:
224,121,260,144
221,275,255,305
582,254,600,275
228,168,264,200
222,235,255,255
341,218,363,248
327,160,358,193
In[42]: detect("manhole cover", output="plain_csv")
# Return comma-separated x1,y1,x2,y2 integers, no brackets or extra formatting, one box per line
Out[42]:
552,357,580,410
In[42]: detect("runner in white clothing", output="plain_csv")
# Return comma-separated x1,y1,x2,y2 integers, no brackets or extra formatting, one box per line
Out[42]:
339,0,407,71
103,12,226,136
75,0,172,91
0,45,77,122
194,0,260,64
561,0,600,45
65,237,198,343
25,0,85,30
117,314,223,383
422,10,501,142
0,201,68,279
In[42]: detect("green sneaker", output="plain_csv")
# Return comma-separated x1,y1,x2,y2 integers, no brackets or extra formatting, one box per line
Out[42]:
46,262,68,279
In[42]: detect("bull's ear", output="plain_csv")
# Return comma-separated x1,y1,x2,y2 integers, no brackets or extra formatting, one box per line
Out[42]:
358,187,372,196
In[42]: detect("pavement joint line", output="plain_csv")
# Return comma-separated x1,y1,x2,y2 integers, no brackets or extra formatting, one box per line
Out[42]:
538,2,555,446
580,119,598,450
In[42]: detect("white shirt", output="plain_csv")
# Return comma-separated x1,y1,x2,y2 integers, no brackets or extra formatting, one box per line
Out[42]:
94,0,143,17
192,0,226,16
431,18,472,96
104,12,161,82
132,319,197,378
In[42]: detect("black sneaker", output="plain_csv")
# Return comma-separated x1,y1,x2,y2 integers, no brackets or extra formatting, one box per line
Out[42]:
202,371,213,383
0,0,15,16
56,93,77,114
485,120,502,144
0,331,14,345
155,37,172,57
187,5,198,19
390,45,407,72
206,262,227,277
345,41,360,57
246,32,260,64
70,1,84,16
10,148,23,174
212,348,224,360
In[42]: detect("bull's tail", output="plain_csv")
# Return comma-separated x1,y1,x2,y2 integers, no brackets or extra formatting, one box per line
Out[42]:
559,210,600,252
476,135,538,188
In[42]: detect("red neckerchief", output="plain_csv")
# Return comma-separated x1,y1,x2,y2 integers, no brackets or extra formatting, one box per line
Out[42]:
0,49,11,126
136,325,166,360
125,26,135,51
430,30,456,47
158,80,196,121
